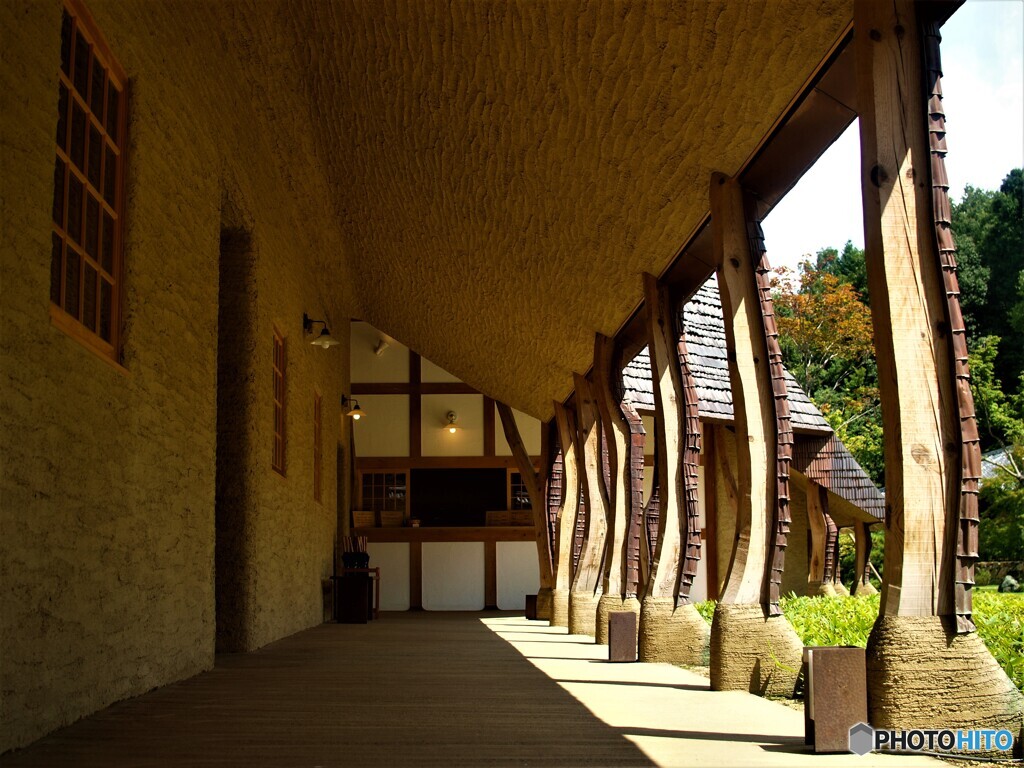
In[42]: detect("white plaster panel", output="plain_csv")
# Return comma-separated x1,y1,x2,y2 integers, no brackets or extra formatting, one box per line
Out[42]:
422,542,485,610
496,541,541,610
421,394,483,456
642,415,656,451
350,321,409,383
643,465,655,506
367,543,411,611
495,408,542,457
352,395,409,456
690,541,709,602
421,356,462,383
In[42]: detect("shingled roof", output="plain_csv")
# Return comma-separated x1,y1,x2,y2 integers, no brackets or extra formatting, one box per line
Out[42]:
623,276,884,520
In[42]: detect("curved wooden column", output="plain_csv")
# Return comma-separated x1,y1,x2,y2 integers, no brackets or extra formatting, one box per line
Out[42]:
853,522,877,596
568,373,608,637
550,401,581,628
856,0,1021,733
708,173,801,697
497,402,554,617
806,481,835,596
637,273,708,665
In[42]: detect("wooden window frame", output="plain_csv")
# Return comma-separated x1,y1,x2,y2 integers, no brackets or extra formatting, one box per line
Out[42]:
272,329,286,476
357,470,409,516
51,0,128,365
313,390,323,503
508,470,531,510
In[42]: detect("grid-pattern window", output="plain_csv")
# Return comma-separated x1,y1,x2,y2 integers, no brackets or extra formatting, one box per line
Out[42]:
313,391,322,502
51,1,127,357
272,330,286,475
361,472,407,513
510,471,531,510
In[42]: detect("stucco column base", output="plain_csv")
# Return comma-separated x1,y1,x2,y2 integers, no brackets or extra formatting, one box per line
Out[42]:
536,587,554,621
710,603,803,698
832,581,850,596
867,615,1024,744
852,581,877,596
551,588,570,628
569,591,601,637
807,581,837,597
595,595,641,645
637,597,710,665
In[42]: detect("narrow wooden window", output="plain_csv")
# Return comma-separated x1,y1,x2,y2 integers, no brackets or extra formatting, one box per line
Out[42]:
313,391,322,502
51,0,127,361
359,472,407,513
272,330,286,475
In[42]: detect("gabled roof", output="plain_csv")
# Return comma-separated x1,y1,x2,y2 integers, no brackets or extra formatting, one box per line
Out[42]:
623,276,884,520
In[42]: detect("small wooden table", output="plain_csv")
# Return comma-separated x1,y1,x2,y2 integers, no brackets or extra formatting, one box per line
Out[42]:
331,568,380,621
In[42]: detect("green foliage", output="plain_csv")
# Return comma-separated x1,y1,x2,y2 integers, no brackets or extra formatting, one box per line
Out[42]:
814,241,869,303
837,529,884,587
969,336,1024,448
973,591,1024,692
694,599,715,625
781,594,879,647
979,444,1024,560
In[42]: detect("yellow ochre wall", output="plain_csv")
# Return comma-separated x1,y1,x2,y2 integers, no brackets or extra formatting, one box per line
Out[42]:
0,1,351,751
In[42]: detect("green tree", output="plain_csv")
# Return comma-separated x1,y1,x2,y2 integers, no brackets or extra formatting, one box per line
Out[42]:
814,241,869,302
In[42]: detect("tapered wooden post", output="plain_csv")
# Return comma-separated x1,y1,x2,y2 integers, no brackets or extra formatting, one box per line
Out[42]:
856,0,1022,732
853,522,877,596
568,373,608,637
497,402,554,618
824,514,846,595
806,482,835,596
592,335,642,643
708,173,802,697
550,401,580,627
638,273,709,664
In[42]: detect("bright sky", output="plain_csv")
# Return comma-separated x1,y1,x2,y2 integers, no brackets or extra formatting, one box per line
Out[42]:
762,0,1024,272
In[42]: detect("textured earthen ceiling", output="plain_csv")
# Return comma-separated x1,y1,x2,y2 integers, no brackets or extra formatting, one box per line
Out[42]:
263,0,851,420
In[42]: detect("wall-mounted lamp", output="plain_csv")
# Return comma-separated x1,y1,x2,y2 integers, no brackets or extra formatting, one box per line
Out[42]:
303,313,340,349
373,338,390,357
342,395,366,420
445,411,458,434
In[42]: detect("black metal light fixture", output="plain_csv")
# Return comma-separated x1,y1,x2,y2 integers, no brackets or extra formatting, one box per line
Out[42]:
303,313,340,349
341,395,365,420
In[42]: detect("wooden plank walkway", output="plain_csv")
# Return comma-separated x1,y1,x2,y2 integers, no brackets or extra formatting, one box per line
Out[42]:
1,613,934,767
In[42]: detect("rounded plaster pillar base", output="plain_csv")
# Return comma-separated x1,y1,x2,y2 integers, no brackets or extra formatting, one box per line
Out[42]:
536,587,554,621
568,591,600,637
807,581,837,597
710,603,803,698
595,595,641,645
551,588,570,628
852,581,877,596
867,615,1023,741
637,596,710,665
832,581,850,596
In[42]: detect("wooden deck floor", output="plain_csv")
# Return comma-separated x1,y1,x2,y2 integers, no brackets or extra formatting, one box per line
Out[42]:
0,613,934,767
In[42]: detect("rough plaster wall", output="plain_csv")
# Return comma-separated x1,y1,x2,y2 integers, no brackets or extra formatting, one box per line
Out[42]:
288,0,850,419
0,0,348,750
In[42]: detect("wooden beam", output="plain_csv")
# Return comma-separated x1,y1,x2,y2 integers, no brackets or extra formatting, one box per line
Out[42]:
641,273,685,602
703,424,719,601
854,522,875,595
855,0,959,618
622,404,646,599
482,397,496,456
806,481,828,587
552,401,581,592
710,174,775,607
484,540,497,609
497,401,554,589
571,373,608,596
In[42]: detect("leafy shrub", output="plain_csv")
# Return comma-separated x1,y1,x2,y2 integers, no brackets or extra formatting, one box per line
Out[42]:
975,567,994,587
974,591,1024,691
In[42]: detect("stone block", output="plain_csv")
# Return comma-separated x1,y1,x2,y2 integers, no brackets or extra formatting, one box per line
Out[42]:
803,646,867,753
609,611,638,663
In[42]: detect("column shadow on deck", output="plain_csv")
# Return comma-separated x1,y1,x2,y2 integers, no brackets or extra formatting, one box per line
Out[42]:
0,612,654,767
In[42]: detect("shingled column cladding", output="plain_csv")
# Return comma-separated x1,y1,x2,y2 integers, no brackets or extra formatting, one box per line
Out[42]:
568,373,609,637
550,402,581,628
497,402,555,620
593,335,642,644
708,174,802,697
637,274,710,665
855,0,1023,734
